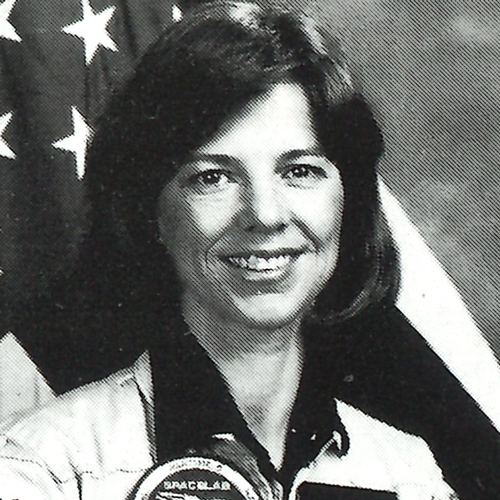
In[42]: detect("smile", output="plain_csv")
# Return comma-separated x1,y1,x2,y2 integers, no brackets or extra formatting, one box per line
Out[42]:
227,254,293,272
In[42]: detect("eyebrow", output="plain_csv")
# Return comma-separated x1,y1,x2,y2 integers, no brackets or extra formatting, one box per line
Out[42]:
185,153,237,165
185,147,328,164
279,147,327,161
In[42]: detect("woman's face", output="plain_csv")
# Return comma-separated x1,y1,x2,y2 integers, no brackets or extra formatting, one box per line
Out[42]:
158,82,344,330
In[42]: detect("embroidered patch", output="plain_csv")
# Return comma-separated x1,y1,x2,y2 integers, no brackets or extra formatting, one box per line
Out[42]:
133,457,261,500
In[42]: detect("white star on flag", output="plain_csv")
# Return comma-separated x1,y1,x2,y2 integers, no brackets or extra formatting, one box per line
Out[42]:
0,0,21,42
172,4,182,22
53,107,91,180
0,111,15,159
62,0,117,65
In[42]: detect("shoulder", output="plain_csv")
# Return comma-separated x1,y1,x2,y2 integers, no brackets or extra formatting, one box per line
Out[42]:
0,353,153,483
307,400,456,498
336,400,439,476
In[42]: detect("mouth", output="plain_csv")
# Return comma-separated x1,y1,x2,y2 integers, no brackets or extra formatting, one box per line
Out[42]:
223,250,303,272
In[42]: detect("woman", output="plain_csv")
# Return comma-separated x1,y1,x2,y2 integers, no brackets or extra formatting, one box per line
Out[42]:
1,2,456,499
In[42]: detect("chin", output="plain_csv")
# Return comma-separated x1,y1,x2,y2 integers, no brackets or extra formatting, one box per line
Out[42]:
225,297,309,331
240,315,298,331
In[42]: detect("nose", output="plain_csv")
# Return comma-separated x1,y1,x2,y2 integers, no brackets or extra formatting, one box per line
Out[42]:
236,178,289,232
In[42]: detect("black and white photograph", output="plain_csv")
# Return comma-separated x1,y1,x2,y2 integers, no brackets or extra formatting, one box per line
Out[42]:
0,1,499,499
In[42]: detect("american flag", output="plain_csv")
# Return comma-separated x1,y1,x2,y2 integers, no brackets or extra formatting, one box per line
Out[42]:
0,0,180,306
0,0,182,419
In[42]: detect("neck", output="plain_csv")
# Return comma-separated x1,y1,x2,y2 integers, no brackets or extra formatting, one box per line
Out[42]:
182,296,304,468
182,293,303,359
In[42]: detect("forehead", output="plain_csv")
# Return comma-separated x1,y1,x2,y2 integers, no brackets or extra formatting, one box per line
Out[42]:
196,82,319,158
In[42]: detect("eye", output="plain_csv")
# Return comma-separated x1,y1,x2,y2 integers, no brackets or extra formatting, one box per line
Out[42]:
283,164,327,182
187,169,233,190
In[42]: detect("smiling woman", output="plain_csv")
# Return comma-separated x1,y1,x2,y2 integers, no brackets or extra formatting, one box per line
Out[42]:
0,2,456,500
159,83,344,337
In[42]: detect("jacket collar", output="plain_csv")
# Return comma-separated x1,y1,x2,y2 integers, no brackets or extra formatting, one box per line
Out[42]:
131,350,154,406
142,322,349,489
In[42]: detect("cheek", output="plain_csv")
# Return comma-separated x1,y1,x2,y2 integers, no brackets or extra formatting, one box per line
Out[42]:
323,198,344,248
158,195,231,269
306,193,343,293
295,186,344,252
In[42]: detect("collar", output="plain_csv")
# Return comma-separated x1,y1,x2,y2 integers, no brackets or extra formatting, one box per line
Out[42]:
146,323,349,490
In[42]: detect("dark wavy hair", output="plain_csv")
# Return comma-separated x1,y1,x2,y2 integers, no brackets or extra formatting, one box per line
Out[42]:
82,0,399,335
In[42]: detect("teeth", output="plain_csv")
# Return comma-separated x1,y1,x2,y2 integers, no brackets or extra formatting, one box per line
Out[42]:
227,254,292,271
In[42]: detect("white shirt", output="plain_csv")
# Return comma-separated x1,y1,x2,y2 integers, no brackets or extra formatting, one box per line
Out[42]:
0,353,457,500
